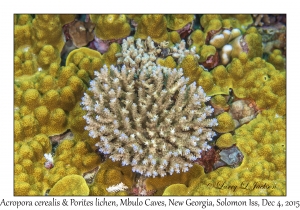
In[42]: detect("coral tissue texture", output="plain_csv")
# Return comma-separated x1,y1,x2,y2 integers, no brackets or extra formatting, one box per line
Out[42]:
81,57,217,178
14,14,286,196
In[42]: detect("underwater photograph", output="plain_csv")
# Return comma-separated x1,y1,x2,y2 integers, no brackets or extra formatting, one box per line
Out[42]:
13,14,286,196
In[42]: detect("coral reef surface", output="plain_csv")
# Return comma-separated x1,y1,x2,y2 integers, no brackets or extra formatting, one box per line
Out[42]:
13,14,286,196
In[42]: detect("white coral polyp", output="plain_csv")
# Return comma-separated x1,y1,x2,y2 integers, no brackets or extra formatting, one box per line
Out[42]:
81,37,217,178
106,182,128,193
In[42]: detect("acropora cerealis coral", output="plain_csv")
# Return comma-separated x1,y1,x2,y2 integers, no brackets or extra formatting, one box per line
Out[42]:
14,14,286,196
81,37,218,178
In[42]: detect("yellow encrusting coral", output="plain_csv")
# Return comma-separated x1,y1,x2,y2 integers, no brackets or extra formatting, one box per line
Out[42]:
14,47,96,144
42,89,60,110
210,95,229,111
200,15,222,30
67,76,85,99
135,14,169,43
199,45,217,63
90,159,134,195
34,106,50,125
195,53,286,111
14,181,32,196
178,55,202,84
21,115,40,138
49,175,89,195
59,14,76,25
169,31,181,44
68,102,90,138
102,43,121,67
14,14,64,76
156,56,177,69
188,29,205,53
14,134,51,195
181,109,286,196
162,184,189,195
220,14,253,32
48,108,67,134
37,45,61,69
207,109,284,195
38,75,56,94
60,86,76,111
267,49,285,71
216,133,236,148
31,14,64,54
57,140,101,173
22,89,41,109
213,112,235,133
166,14,194,30
91,14,131,40
42,138,102,192
202,17,222,35
243,27,263,59
65,47,103,78
14,14,33,50
145,164,205,195
14,48,37,76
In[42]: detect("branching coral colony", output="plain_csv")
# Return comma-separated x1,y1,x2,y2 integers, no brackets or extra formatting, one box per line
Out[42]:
81,37,218,177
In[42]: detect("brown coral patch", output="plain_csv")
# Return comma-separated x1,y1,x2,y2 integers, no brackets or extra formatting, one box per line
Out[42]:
193,147,220,173
177,23,193,39
49,129,73,145
200,51,219,70
68,20,95,48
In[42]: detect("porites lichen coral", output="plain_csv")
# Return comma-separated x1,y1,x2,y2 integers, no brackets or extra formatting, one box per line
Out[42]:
200,53,286,111
134,14,169,43
91,14,131,41
49,175,89,195
164,110,286,196
166,14,194,30
31,14,64,54
14,134,52,195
